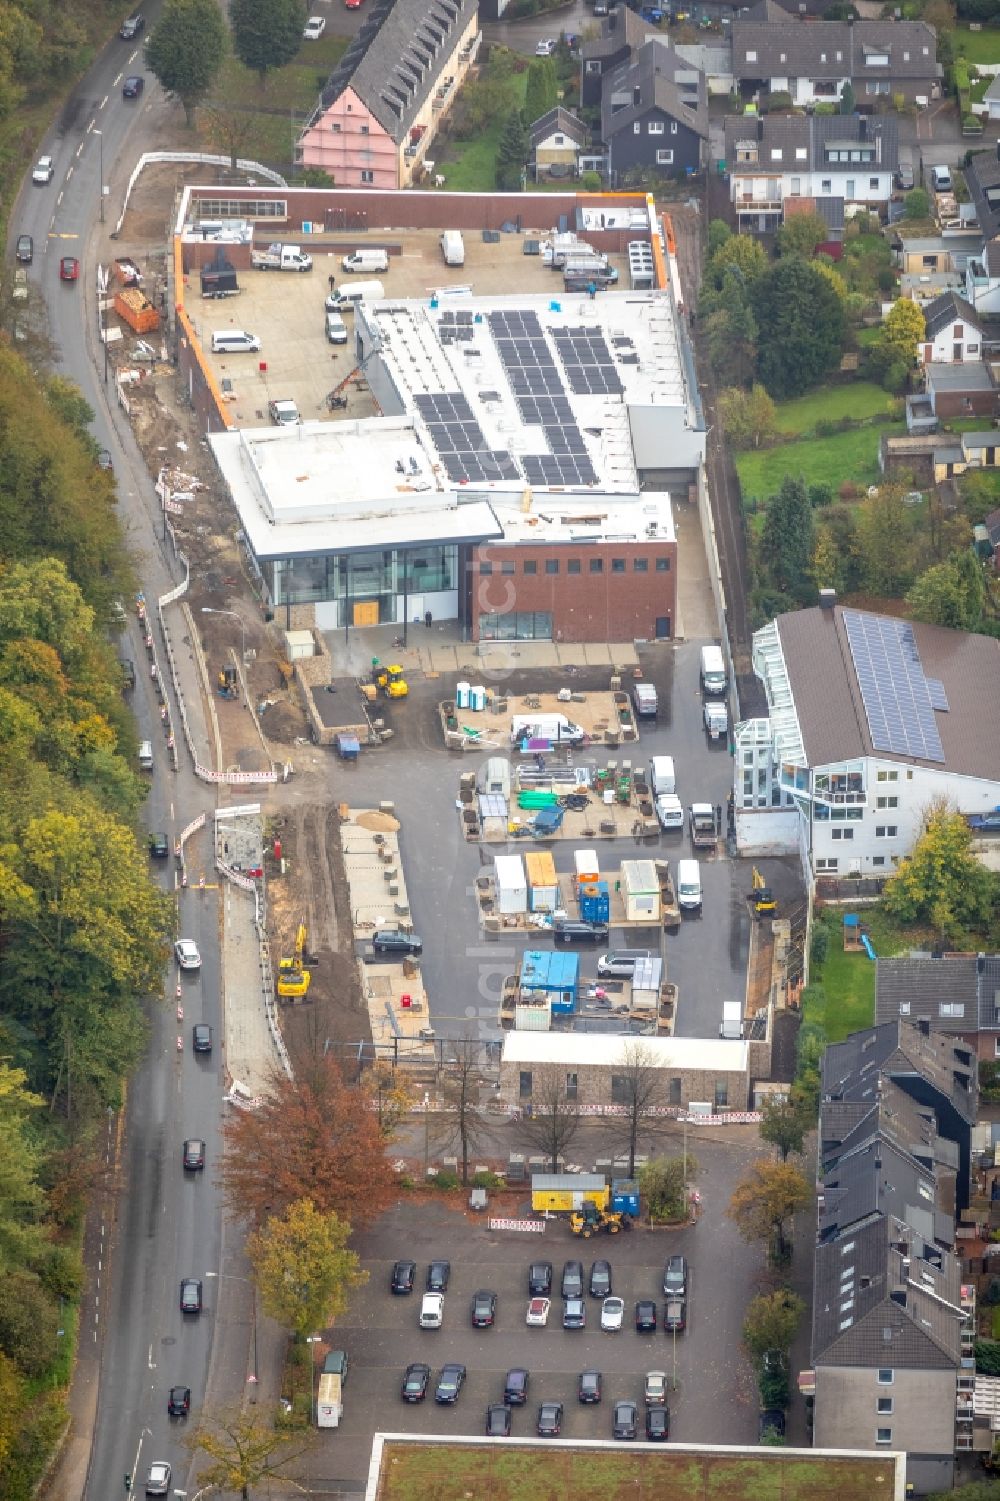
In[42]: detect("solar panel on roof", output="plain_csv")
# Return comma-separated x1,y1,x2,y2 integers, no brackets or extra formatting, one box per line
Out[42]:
842,608,946,764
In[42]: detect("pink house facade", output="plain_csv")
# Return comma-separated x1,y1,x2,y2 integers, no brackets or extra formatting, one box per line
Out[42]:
298,0,480,191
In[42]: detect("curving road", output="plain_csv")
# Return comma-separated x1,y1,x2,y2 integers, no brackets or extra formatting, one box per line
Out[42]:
11,14,245,1501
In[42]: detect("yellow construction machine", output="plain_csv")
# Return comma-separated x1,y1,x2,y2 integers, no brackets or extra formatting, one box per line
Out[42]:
278,922,312,998
749,868,776,917
376,663,408,699
570,1202,624,1238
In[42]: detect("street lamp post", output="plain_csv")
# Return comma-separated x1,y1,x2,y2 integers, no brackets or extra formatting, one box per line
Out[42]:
205,1272,258,1398
201,606,248,665
94,129,104,223
306,1334,322,1425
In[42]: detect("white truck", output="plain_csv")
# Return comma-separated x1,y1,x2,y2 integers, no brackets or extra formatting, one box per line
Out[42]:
510,712,585,746
250,242,313,272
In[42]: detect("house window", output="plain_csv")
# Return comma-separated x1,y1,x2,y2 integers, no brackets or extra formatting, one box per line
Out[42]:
745,48,757,61
869,177,879,191
554,134,565,145
770,150,783,162
877,769,899,782
501,561,515,575
876,796,898,809
545,559,559,575
331,122,342,132
875,825,898,838
866,80,889,95
610,1075,629,1104
821,179,832,194
590,558,603,573
994,1037,1000,1058
634,122,641,134
655,557,670,571
566,1072,578,1100
586,60,601,73
633,558,648,572
479,562,493,576
519,1071,532,1100
360,125,370,135
656,150,674,165
567,559,581,574
648,121,665,134
523,560,537,575
816,857,838,872
872,856,885,867
714,1079,728,1109
940,1003,965,1019
360,170,374,184
876,1428,892,1445
611,558,626,573
877,1370,893,1385
831,828,854,840
790,176,801,196
670,121,677,133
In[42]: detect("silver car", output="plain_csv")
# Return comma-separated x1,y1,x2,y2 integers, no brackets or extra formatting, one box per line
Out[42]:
145,1462,171,1497
174,938,201,970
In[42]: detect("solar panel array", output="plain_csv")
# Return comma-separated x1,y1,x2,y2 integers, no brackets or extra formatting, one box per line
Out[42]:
842,608,947,764
413,393,520,486
437,310,475,344
487,310,598,487
552,326,624,397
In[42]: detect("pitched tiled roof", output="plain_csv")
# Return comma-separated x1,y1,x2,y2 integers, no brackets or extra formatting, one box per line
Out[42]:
812,1214,963,1368
923,289,982,338
731,14,938,84
822,1019,977,1127
771,603,1000,779
723,112,897,174
582,6,658,62
966,152,1000,241
602,38,708,141
313,0,477,143
529,106,588,148
876,954,1000,1034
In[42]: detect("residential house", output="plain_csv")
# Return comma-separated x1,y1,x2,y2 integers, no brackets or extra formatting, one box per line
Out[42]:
876,953,1000,1062
297,0,480,189
965,237,1000,316
984,75,1000,124
735,601,1000,880
724,111,898,234
601,39,708,184
965,148,1000,243
918,290,984,364
529,107,588,182
580,7,659,110
732,0,939,110
923,361,999,421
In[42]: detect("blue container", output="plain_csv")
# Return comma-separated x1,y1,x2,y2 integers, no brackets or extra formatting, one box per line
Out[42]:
580,881,610,924
611,1178,640,1217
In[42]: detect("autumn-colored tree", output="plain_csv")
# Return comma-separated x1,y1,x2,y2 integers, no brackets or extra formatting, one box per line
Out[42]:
718,384,777,450
881,297,925,370
220,1056,394,1226
191,1409,311,1501
906,550,985,631
810,524,846,595
883,803,994,941
709,231,768,288
727,1158,810,1261
248,1198,366,1339
856,486,917,597
363,1061,414,1140
776,211,828,260
742,1288,805,1361
518,1074,581,1171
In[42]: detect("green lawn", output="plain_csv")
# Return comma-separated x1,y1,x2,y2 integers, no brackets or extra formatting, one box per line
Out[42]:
378,1441,901,1501
438,74,529,192
736,423,904,509
856,328,881,348
773,382,897,436
807,908,919,1042
216,34,349,113
953,25,1000,65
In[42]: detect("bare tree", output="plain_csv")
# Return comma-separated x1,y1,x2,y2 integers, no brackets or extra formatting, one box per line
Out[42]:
436,1034,488,1186
519,1074,581,1170
615,1041,666,1176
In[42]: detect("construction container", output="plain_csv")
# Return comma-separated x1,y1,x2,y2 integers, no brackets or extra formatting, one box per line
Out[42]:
720,1000,743,1039
621,859,661,923
284,629,315,660
611,1179,640,1217
514,1000,552,1031
520,950,579,1014
574,848,600,886
579,880,610,924
630,956,663,1010
113,288,160,334
531,1173,609,1214
316,1371,343,1427
482,757,510,796
495,854,527,914
525,850,558,911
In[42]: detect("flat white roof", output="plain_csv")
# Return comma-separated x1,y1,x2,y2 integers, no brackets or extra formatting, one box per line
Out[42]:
501,1030,750,1073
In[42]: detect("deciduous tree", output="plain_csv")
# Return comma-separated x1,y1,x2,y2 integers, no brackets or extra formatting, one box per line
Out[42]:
519,1074,581,1170
719,383,777,450
220,1056,394,1225
146,0,227,127
751,258,846,399
363,1061,414,1140
248,1198,366,1339
614,1042,666,1177
809,523,846,594
230,0,306,87
436,1034,488,1185
855,487,916,597
776,211,828,260
742,1288,805,1360
906,550,985,631
639,1153,697,1223
727,1158,810,1261
524,56,558,124
881,297,925,370
759,1093,811,1161
884,803,994,941
192,1409,311,1501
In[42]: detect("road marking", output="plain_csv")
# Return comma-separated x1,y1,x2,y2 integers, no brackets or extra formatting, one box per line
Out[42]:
75,142,84,158
114,73,123,86
148,1343,156,1369
100,94,108,109
86,118,96,133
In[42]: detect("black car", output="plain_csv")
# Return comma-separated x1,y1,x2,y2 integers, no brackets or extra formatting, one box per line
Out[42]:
122,75,145,98
663,1255,688,1298
635,1299,657,1333
471,1289,496,1328
552,919,609,944
372,929,423,956
486,1403,512,1437
390,1259,416,1294
182,1138,205,1171
401,1362,430,1402
192,1023,213,1054
664,1298,686,1334
645,1406,670,1442
16,234,32,264
504,1367,529,1405
167,1385,190,1417
759,1408,786,1442
427,1260,450,1292
120,13,145,37
578,1369,602,1404
149,832,169,858
537,1400,563,1437
589,1260,612,1298
179,1278,202,1314
563,1297,586,1329
613,1399,638,1439
528,1260,552,1296
435,1363,466,1404
561,1260,583,1299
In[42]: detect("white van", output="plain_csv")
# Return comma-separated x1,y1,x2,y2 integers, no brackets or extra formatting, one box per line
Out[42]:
329,279,385,310
440,230,465,267
342,248,389,274
700,643,727,696
419,1293,444,1329
211,329,261,354
676,859,702,911
138,739,154,771
510,712,585,745
704,701,729,741
649,755,676,797
325,310,348,344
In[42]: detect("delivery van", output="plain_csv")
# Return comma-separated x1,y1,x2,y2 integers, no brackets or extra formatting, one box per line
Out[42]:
211,329,261,353
325,310,348,344
329,279,385,310
700,643,727,696
440,230,465,267
510,712,585,746
676,859,702,911
342,248,390,274
649,755,676,796
138,739,154,771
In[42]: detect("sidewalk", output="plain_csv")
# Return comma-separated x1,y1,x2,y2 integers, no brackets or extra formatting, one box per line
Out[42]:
324,619,642,680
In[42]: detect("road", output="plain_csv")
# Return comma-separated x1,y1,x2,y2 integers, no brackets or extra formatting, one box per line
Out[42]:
12,13,244,1501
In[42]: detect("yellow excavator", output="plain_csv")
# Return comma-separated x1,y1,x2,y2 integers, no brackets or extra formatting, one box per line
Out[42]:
570,1202,624,1238
750,868,776,917
278,923,312,998
376,663,408,699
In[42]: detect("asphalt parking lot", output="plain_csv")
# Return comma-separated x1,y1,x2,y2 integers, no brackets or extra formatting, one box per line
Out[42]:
312,1128,770,1487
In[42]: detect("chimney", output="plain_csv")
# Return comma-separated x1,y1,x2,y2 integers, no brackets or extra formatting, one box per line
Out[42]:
634,85,641,106
978,952,986,973
890,1289,907,1307
819,588,837,610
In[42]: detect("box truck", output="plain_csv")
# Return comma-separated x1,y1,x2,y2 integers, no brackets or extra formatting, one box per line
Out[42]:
440,230,465,266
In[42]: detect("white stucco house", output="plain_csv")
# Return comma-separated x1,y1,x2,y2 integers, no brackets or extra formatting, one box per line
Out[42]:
734,599,1000,879
918,290,984,365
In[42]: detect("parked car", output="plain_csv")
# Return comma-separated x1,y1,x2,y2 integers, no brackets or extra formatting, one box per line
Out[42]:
663,1255,688,1298
122,76,144,98
60,256,80,282
664,1298,686,1334
613,1399,638,1439
635,1299,657,1333
145,1463,170,1497
645,1370,668,1405
192,1023,213,1053
120,13,145,38
182,1138,205,1170
969,811,1000,834
537,1400,563,1436
528,1260,552,1295
32,155,54,184
563,1297,586,1329
526,1297,551,1327
552,919,609,944
646,1405,670,1441
486,1403,512,1436
427,1260,451,1291
535,36,556,53
149,832,169,858
589,1260,612,1298
504,1367,529,1405
561,1260,583,1298
179,1277,202,1314
578,1369,602,1404
401,1362,430,1402
471,1289,497,1328
759,1408,786,1442
435,1363,466,1403
601,1296,624,1332
303,14,326,37
419,1293,444,1329
390,1259,416,1294
268,397,300,426
167,1385,190,1417
16,234,32,264
174,938,201,970
372,929,422,955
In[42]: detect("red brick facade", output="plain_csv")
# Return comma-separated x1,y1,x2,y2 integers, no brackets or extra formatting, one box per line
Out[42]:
467,539,676,644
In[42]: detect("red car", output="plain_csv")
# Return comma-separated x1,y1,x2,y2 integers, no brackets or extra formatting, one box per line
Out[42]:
345,0,363,9
60,256,79,282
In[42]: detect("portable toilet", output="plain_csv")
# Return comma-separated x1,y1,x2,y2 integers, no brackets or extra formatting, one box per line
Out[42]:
579,880,610,924
525,850,558,911
494,854,527,914
456,680,470,709
574,848,600,886
621,859,660,922
470,684,486,711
